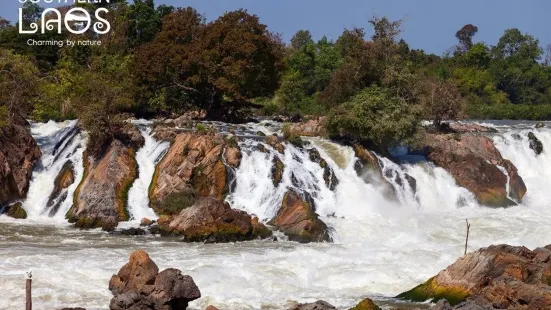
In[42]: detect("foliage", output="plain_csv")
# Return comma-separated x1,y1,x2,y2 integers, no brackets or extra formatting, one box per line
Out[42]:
467,104,551,120
326,86,422,151
419,77,465,127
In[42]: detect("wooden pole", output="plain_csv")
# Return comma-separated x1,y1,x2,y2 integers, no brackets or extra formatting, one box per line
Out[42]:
26,272,32,310
465,219,471,255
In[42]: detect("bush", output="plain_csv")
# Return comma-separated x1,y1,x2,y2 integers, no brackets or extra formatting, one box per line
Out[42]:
466,104,551,120
326,86,422,151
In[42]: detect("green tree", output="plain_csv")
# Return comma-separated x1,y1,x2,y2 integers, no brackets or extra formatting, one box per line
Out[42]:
290,30,313,50
455,24,478,52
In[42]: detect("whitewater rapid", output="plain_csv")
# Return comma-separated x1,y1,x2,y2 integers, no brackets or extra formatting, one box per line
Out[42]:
2,121,551,310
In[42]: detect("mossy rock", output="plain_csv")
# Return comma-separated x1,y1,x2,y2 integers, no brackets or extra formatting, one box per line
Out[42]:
396,277,470,306
5,202,27,219
156,189,198,216
73,216,117,232
349,298,381,310
271,157,284,187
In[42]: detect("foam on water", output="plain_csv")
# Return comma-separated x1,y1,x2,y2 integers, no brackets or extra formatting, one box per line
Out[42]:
3,122,551,309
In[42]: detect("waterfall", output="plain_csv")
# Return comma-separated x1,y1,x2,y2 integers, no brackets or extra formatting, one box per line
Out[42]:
125,120,170,222
22,120,86,221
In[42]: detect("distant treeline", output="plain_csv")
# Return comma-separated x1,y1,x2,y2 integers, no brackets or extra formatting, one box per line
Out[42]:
1,0,551,153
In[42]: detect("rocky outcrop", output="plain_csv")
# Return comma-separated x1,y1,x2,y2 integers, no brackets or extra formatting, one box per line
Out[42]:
425,133,526,207
117,123,145,151
46,161,75,216
109,250,201,310
161,197,272,242
3,202,27,219
447,122,497,134
67,140,138,231
398,244,551,309
308,148,339,191
528,132,543,155
290,300,336,310
0,119,41,208
289,117,327,137
349,298,381,310
353,145,396,200
149,133,241,216
270,190,330,243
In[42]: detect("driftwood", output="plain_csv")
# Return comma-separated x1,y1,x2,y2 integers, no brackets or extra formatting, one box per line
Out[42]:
465,219,471,255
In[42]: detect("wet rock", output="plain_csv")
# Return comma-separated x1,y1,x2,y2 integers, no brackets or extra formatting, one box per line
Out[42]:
528,132,543,155
46,161,75,216
290,300,337,310
118,227,147,236
350,298,381,310
163,197,272,242
67,140,138,231
3,202,27,219
424,133,526,207
353,145,396,200
398,244,551,308
308,148,339,191
265,135,285,153
535,122,545,129
0,117,41,208
149,133,241,216
430,300,452,310
153,126,181,142
289,117,327,137
256,143,267,153
140,218,154,227
109,250,200,310
205,306,219,310
271,157,284,187
270,190,331,243
117,123,145,150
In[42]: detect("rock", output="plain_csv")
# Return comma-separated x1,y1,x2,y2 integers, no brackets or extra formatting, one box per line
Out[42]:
425,133,526,207
265,135,285,154
153,126,181,142
164,197,272,242
270,190,331,243
140,218,154,227
109,250,200,310
66,140,138,231
535,122,545,129
173,111,207,127
118,227,147,236
290,300,337,310
448,123,497,134
46,161,75,216
289,117,327,137
205,306,219,310
349,298,381,310
308,149,339,191
149,133,241,216
353,145,396,200
398,244,551,309
528,132,543,155
3,202,27,219
0,118,41,208
271,157,284,187
430,300,452,310
117,123,145,150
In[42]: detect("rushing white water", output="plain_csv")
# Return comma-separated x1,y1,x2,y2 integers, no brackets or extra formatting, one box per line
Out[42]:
126,121,170,223
21,120,86,222
3,121,551,310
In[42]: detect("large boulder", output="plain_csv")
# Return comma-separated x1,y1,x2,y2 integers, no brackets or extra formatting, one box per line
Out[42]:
270,190,331,243
349,298,381,310
66,140,138,231
3,202,27,219
398,244,551,309
109,250,201,310
0,119,41,208
45,161,75,216
425,133,526,207
289,117,327,137
162,197,272,242
353,145,396,200
149,133,241,216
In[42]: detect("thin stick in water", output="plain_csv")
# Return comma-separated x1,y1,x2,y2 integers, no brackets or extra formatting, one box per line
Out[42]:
465,219,471,255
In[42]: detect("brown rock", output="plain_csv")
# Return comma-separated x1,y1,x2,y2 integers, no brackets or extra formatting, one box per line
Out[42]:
399,244,551,309
149,133,241,216
289,117,327,137
46,161,75,216
109,250,200,310
349,298,381,310
166,197,272,242
353,145,396,201
116,122,145,150
4,202,27,219
0,119,41,207
265,135,285,154
140,217,154,227
205,306,219,310
67,140,138,231
270,190,330,243
290,300,337,310
425,133,526,207
448,123,497,134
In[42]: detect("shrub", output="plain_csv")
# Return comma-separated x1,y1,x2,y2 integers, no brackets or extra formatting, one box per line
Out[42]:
466,104,551,120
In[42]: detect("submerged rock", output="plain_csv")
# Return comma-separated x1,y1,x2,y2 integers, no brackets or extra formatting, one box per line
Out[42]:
528,132,543,155
290,300,337,310
67,140,138,231
0,117,41,208
149,133,241,216
270,190,331,243
265,135,285,153
162,197,272,242
349,298,381,310
271,157,284,187
398,244,551,309
425,133,526,207
109,250,200,310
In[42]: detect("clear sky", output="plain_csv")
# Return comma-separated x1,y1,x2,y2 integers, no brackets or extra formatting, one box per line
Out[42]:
2,0,550,55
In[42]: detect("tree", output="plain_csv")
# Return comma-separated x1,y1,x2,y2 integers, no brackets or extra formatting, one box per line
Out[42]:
126,0,173,48
544,44,551,67
455,24,478,52
0,18,10,30
290,30,313,50
419,77,465,128
326,86,422,152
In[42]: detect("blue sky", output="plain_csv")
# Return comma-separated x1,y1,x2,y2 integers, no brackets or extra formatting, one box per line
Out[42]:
2,0,550,55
